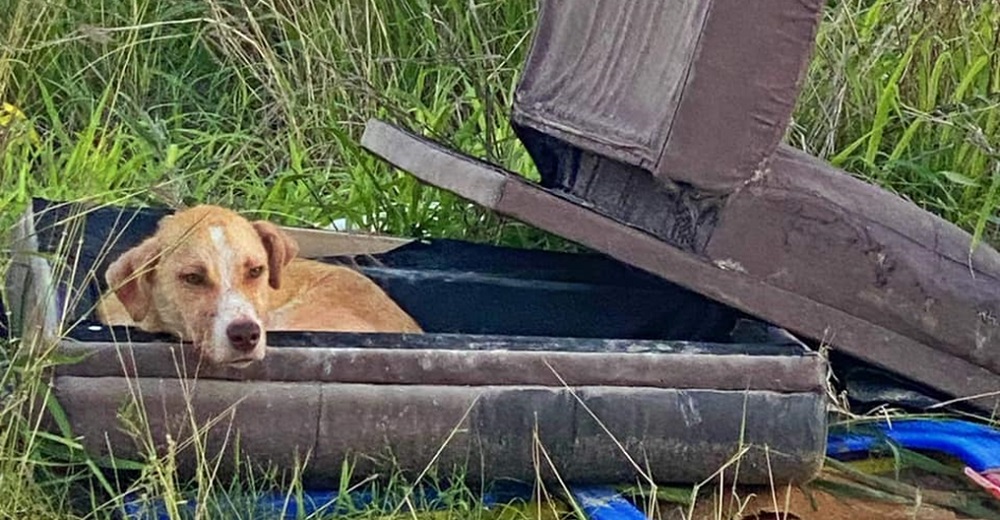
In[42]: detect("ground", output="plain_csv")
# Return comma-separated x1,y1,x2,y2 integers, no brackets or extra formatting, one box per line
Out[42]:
0,0,998,518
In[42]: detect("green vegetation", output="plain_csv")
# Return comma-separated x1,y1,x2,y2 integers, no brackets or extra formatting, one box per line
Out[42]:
792,0,999,245
0,0,997,518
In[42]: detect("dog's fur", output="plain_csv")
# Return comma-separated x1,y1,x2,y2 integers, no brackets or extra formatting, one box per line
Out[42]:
97,205,421,366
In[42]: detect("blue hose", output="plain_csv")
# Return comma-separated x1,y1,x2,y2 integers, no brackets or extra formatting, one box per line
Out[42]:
121,482,653,520
827,417,1000,499
827,418,1000,472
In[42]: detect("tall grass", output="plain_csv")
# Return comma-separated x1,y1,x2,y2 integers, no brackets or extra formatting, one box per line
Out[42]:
791,0,1000,245
0,0,998,518
0,0,548,245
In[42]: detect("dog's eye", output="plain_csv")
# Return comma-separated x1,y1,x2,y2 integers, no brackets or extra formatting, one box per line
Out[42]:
248,266,265,279
181,273,205,286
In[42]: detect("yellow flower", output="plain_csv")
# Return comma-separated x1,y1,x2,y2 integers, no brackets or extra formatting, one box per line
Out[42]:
0,102,41,145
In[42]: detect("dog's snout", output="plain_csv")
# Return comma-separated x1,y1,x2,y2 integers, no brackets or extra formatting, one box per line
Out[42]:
226,320,261,352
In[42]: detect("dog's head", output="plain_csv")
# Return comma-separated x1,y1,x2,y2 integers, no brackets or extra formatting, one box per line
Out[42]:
104,205,299,366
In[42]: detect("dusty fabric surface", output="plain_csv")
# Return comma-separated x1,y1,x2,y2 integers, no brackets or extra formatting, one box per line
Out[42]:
49,375,827,487
512,0,824,191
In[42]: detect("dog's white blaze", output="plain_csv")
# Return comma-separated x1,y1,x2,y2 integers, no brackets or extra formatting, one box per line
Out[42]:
209,226,260,357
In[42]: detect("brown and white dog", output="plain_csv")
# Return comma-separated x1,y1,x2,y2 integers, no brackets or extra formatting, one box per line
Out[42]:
97,205,421,367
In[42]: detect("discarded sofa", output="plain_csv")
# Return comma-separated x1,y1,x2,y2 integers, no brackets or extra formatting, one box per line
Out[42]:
5,198,828,487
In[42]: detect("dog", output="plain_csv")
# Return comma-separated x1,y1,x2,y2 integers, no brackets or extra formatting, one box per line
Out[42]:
97,205,422,367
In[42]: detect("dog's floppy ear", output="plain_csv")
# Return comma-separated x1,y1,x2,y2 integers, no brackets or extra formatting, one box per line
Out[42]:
253,220,299,289
105,237,161,322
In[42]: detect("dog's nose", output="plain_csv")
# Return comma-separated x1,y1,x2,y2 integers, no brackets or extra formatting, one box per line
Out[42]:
226,320,261,352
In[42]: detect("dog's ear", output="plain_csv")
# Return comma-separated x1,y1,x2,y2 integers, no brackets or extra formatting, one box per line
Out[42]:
253,220,299,289
105,237,161,322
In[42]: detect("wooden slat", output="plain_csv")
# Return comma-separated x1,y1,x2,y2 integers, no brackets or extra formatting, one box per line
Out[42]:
361,120,506,208
280,226,411,258
4,204,60,341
